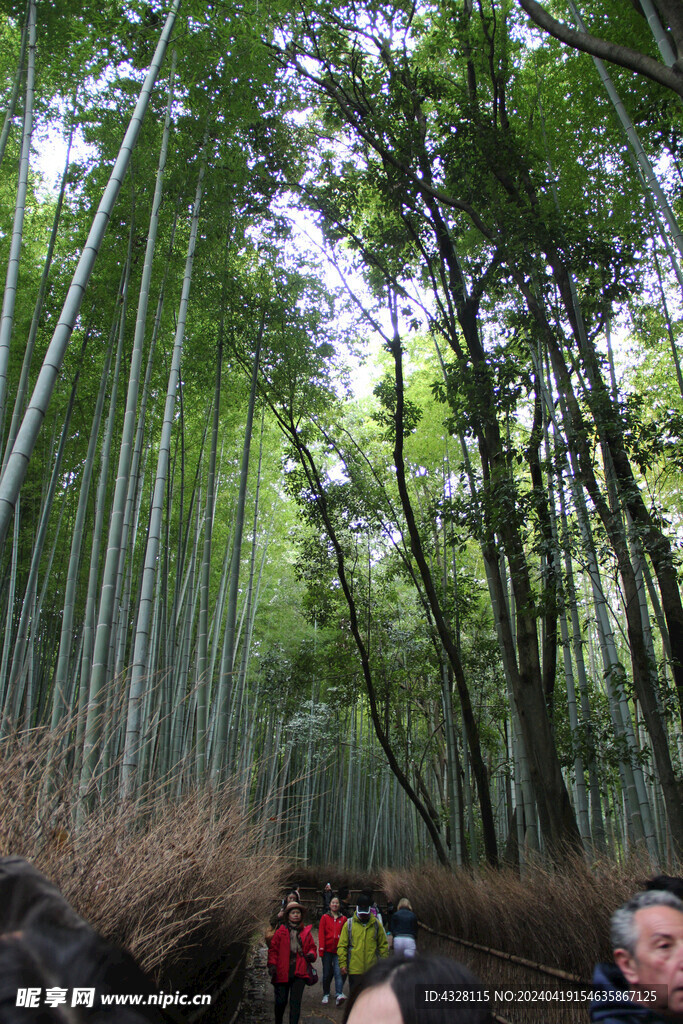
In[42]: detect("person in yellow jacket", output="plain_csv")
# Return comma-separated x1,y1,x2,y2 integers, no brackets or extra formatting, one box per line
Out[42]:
337,893,390,990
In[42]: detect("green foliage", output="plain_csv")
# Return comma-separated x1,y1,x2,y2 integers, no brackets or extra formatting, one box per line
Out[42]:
1,0,682,866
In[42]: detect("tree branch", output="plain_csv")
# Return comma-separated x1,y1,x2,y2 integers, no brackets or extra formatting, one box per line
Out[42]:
517,0,683,97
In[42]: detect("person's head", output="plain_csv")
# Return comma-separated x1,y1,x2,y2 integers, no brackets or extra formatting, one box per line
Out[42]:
329,897,341,914
645,876,683,903
0,932,72,1023
611,890,683,1013
0,926,165,1023
285,890,299,905
285,902,304,928
397,898,412,911
356,894,371,922
325,882,332,891
0,859,167,1023
342,956,492,1024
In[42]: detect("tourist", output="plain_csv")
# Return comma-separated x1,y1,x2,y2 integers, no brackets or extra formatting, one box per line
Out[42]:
590,889,683,1022
0,856,171,1022
342,955,492,1024
337,886,351,918
337,893,389,991
390,898,418,959
321,882,334,916
267,901,317,1024
267,889,301,939
319,895,347,1007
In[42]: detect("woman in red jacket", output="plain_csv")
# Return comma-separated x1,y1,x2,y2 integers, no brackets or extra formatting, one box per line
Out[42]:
267,902,317,1024
318,895,347,1007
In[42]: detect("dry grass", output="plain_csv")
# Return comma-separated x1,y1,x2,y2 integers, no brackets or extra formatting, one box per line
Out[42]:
285,864,384,895
381,855,667,981
379,858,680,1024
0,727,283,984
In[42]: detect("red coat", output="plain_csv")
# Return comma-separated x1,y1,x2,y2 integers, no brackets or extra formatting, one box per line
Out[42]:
318,912,347,955
268,924,317,983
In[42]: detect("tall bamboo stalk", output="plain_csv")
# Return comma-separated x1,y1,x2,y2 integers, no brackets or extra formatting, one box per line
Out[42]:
0,0,181,549
0,7,28,169
0,0,35,440
210,322,263,777
120,151,207,800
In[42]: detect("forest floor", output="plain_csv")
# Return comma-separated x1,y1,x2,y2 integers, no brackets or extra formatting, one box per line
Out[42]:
239,931,347,1024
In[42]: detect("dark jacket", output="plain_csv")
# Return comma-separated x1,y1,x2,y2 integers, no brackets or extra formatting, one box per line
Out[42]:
267,924,317,984
389,907,417,938
590,962,672,1022
337,891,351,918
321,888,333,914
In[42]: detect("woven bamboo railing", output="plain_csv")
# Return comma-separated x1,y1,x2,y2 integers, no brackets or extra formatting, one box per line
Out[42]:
418,921,590,985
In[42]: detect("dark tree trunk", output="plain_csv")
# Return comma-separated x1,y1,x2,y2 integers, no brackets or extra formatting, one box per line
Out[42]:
388,329,499,866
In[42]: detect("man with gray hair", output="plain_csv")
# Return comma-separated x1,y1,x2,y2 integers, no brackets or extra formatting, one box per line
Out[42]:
590,889,683,1021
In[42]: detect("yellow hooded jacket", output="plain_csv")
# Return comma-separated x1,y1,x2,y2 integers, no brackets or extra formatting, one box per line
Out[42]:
337,913,389,975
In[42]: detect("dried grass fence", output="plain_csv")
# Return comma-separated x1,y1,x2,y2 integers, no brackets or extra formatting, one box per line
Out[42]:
0,726,283,994
381,858,667,1024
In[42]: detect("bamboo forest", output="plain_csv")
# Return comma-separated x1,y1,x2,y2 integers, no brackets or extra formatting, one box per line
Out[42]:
1,0,683,874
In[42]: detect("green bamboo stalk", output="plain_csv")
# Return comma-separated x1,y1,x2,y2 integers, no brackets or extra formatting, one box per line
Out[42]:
31,488,71,720
566,1,683,271
556,420,657,856
78,220,135,797
210,321,263,777
227,442,272,772
2,337,85,730
108,53,177,690
0,5,28,169
51,333,114,729
636,0,676,66
73,297,125,798
113,422,153,682
0,0,35,438
651,246,683,403
120,152,207,800
551,453,606,850
0,0,181,549
2,125,73,476
0,496,20,714
197,343,222,772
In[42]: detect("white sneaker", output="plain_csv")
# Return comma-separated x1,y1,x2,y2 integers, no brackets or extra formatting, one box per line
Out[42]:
336,995,346,1006
322,995,329,1005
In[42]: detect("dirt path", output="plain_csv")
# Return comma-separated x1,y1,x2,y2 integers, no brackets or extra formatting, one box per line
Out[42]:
239,935,348,1024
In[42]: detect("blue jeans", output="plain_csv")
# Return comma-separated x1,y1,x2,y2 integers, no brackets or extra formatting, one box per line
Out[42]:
322,952,344,997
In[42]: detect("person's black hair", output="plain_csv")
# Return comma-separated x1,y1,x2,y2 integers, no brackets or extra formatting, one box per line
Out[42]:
356,893,371,912
342,955,493,1024
0,858,172,1024
0,926,169,1024
0,934,74,1023
644,874,683,902
0,930,162,1024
